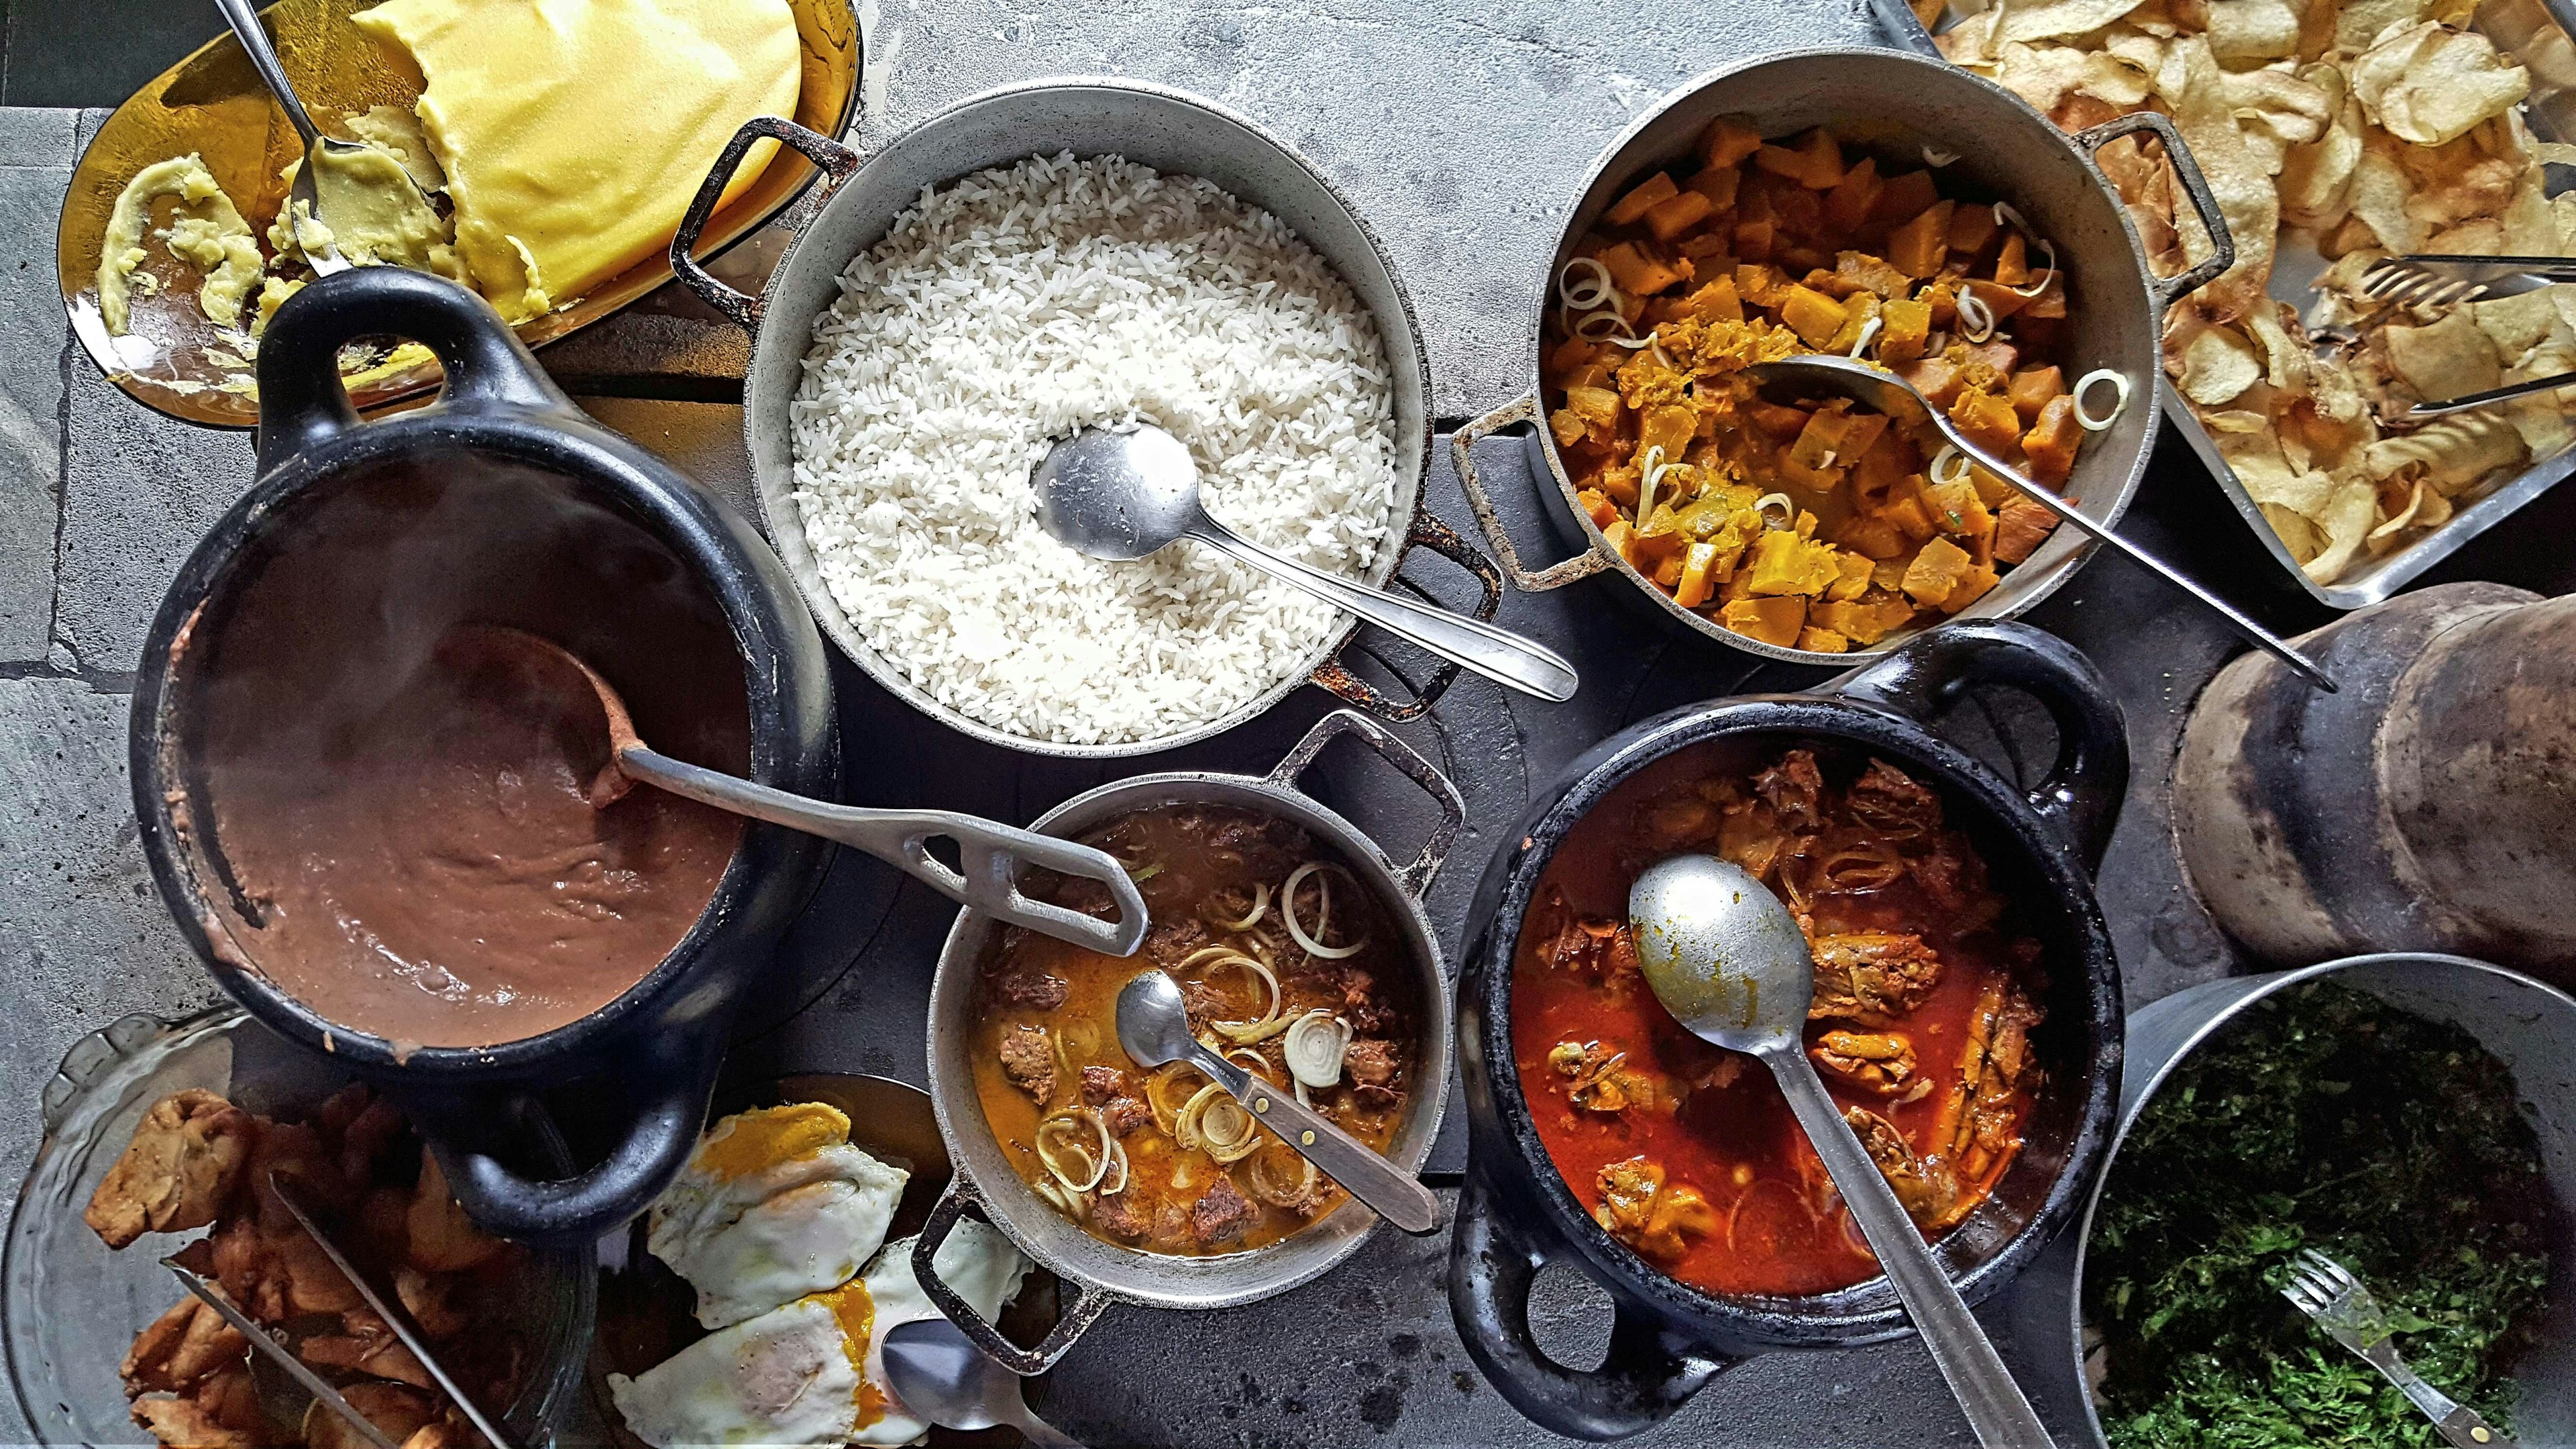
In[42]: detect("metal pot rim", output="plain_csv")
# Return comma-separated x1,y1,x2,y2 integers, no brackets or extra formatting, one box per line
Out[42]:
1464,690,2123,1345
730,77,1441,758
1466,45,2180,667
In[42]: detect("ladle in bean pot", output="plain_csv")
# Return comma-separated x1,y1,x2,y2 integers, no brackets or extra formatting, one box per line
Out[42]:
1743,355,2332,693
443,626,1147,955
1627,853,2056,1449
1114,968,1442,1234
1032,423,1580,703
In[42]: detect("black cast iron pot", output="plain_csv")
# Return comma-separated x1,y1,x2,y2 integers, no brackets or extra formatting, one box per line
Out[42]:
1451,621,2127,1440
129,268,839,1243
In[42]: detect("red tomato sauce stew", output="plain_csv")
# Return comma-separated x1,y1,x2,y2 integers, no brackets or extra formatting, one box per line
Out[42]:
1509,743,2046,1297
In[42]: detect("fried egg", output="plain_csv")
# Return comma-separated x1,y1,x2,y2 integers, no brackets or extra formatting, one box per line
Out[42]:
648,1103,910,1328
608,1222,1031,1449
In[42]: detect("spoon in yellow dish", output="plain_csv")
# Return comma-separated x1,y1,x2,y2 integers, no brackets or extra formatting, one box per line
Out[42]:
441,625,1149,955
1627,853,2055,1449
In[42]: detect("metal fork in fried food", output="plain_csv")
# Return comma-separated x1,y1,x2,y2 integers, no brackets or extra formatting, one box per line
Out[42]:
2359,258,2498,313
2280,1248,2516,1448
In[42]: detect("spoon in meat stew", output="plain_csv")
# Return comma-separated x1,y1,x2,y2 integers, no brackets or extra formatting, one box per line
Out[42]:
441,625,1148,954
1627,853,2055,1449
1114,969,1442,1234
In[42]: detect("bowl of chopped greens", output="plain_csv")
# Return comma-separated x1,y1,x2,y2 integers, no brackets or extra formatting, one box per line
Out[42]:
2007,953,2574,1448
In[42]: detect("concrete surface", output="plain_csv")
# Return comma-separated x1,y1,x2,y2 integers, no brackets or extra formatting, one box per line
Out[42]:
6,3,2576,1446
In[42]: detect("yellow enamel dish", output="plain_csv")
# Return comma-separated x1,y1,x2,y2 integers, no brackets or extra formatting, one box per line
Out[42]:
57,0,860,429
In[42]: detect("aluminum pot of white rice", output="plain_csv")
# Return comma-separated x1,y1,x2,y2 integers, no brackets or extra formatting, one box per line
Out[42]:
670,80,1487,756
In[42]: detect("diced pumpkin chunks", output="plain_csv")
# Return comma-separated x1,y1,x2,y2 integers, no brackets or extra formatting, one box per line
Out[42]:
1827,551,1876,601
1746,530,1843,596
1993,231,2030,287
1547,335,1601,380
1639,404,1697,462
1595,464,1641,508
1946,203,1999,261
1837,413,1891,467
1747,400,1811,439
1686,165,1741,209
1962,338,2021,380
1754,144,1808,182
1991,496,2063,564
1822,158,1882,235
1882,490,1938,543
1877,298,1933,363
1949,388,2024,455
1919,279,1959,326
1796,627,1851,653
1603,519,1635,564
1865,170,1939,233
1965,463,2015,509
1849,428,1915,502
1678,232,1734,263
2006,366,2067,423
1733,217,1776,263
1578,488,1621,529
1549,409,1586,449
1563,384,1623,439
2021,272,2068,319
1601,241,1690,297
1652,548,1688,588
1719,595,1807,647
1813,596,1916,646
1607,172,1680,227
1674,541,1723,609
1898,357,1966,409
1781,285,1847,347
1789,409,1849,472
1901,536,1974,606
1564,360,1615,392
1682,276,1743,323
2023,394,2082,484
1755,128,1843,189
1826,293,1882,355
1645,190,1716,242
1834,250,1909,301
1734,264,1790,310
1837,515,1909,559
1872,555,1913,593
1886,201,1955,279
1926,478,1995,542
1699,115,1765,170
1961,277,2030,321
1939,562,2000,614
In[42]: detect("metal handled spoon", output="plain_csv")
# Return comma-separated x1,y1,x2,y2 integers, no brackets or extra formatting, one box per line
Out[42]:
1745,355,2334,693
1114,969,1442,1234
1627,854,2056,1449
881,1318,1083,1447
1032,424,1580,703
442,626,1148,955
213,0,351,274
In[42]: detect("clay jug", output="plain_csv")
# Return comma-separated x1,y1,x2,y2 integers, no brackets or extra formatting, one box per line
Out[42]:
2174,581,2576,979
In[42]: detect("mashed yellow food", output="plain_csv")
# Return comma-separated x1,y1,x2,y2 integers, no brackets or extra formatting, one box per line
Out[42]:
352,0,802,323
97,155,264,333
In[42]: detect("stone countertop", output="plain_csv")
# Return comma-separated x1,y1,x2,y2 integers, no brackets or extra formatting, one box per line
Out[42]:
7,3,2576,1444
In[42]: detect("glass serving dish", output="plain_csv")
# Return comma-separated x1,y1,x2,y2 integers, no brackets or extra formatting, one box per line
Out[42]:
2,1009,595,1446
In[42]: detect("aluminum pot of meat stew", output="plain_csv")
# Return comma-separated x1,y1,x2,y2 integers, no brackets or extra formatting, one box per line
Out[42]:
1451,620,2127,1440
1452,47,2235,667
917,709,1462,1373
670,79,1503,758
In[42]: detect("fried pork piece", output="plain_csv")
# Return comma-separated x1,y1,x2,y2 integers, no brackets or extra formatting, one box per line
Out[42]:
1808,932,1945,1025
1754,749,1826,831
1841,1106,1960,1229
301,1307,433,1390
1593,1157,1718,1263
1809,1030,1922,1098
85,1089,254,1248
122,1296,250,1397
997,1024,1057,1106
131,1363,269,1448
405,1152,502,1274
303,1382,437,1449
1845,758,1941,839
203,1210,362,1321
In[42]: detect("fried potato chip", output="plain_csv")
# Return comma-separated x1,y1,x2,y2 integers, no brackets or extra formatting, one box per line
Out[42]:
1987,42,2158,116
2345,129,2425,253
2468,288,2561,364
2301,479,2381,580
2176,319,2265,404
2335,0,2433,52
2222,64,2339,174
2000,0,2155,43
2209,0,2304,62
2261,500,2325,560
2383,307,2501,402
2364,411,2528,496
2155,37,2282,315
2278,71,2363,229
2349,21,2530,146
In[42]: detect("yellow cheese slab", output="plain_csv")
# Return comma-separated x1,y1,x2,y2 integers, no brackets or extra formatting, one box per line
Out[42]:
353,0,801,323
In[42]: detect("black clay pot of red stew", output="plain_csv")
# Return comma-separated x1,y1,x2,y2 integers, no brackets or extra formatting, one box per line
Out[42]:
129,269,838,1244
1451,620,2125,1440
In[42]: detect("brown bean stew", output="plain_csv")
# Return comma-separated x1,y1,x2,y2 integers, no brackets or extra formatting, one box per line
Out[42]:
1512,744,2045,1297
971,804,1422,1256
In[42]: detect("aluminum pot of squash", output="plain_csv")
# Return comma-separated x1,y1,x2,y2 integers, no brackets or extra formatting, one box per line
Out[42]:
914,708,1462,1374
1449,619,2127,1440
1452,47,2234,667
669,78,1506,761
2001,953,2576,1447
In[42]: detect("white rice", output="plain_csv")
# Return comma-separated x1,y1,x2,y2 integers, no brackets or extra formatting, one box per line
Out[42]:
788,151,1401,746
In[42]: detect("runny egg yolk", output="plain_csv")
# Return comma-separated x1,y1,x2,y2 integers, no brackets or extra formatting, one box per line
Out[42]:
815,1279,880,1421
693,1101,851,1179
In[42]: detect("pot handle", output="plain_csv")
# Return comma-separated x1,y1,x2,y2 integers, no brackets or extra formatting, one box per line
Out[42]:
2071,111,2236,313
425,1012,724,1242
669,117,864,333
1308,509,1507,723
1835,619,2130,872
1452,394,1612,592
1448,1172,1731,1440
913,1176,1114,1376
254,267,568,475
1265,708,1465,899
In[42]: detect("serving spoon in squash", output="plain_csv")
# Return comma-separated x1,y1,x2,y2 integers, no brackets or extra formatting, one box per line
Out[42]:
1628,852,2055,1449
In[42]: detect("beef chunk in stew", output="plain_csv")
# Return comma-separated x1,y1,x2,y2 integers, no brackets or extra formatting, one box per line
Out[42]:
1091,1188,1151,1242
1191,1175,1259,1246
998,1025,1056,1106
988,967,1069,1012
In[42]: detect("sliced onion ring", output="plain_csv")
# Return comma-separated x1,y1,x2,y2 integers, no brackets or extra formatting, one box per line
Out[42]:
1956,288,1996,343
1929,445,1970,488
1034,1109,1113,1195
1637,445,1666,528
1923,146,1959,167
1558,256,1619,313
2010,239,2057,299
1847,315,1882,359
1283,862,1364,960
1207,881,1269,932
2073,368,2131,431
1754,492,1796,531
